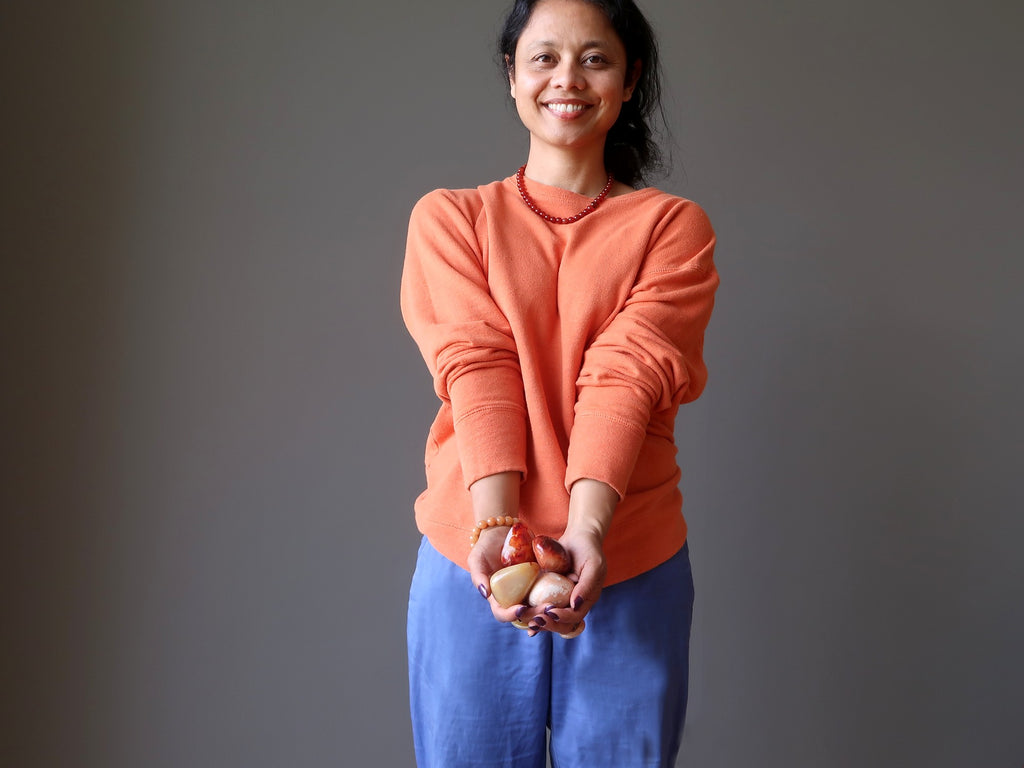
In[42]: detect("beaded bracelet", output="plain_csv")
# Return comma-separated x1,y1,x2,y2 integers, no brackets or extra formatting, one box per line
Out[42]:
469,516,518,546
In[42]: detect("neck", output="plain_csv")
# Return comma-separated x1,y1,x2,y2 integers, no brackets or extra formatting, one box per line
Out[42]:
522,143,609,197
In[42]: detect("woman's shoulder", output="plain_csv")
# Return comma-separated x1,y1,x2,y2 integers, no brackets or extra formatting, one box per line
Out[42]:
621,185,707,211
412,186,478,212
414,177,510,204
612,186,713,236
411,179,511,221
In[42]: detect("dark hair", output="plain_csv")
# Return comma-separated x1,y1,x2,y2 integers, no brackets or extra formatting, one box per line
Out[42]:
498,0,666,187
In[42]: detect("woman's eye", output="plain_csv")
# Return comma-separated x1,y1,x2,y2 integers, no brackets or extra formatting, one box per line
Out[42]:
534,54,554,63
584,55,607,65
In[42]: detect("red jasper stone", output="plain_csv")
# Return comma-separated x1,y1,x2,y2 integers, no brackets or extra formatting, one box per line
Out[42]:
500,522,536,567
532,535,572,574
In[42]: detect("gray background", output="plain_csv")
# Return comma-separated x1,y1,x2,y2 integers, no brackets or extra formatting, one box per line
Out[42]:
3,0,1022,766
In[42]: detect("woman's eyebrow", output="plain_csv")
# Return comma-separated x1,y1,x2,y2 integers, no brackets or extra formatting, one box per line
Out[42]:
525,39,613,49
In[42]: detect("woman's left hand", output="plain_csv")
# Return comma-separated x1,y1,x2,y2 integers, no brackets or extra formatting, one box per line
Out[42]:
524,477,617,637
526,523,607,637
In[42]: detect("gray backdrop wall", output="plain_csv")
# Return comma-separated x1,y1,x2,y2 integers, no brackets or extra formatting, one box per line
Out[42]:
3,1,1022,766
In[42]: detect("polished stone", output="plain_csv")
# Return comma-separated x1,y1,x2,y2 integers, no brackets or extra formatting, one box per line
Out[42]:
489,562,541,608
527,572,574,608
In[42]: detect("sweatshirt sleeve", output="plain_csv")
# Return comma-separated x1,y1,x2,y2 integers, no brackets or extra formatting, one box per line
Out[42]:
400,190,528,488
565,200,719,497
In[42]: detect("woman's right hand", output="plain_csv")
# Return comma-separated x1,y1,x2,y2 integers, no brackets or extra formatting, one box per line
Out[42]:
467,472,539,627
467,525,536,625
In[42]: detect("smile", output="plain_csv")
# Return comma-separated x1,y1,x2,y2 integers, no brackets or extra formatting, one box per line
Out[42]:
544,102,589,114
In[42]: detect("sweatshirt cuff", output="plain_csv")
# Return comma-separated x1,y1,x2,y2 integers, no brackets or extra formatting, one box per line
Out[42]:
454,404,528,488
564,412,647,499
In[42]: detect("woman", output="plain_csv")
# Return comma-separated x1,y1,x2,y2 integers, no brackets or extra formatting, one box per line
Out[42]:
401,0,719,765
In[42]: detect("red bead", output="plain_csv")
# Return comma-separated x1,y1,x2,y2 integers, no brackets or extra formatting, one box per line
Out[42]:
516,165,612,225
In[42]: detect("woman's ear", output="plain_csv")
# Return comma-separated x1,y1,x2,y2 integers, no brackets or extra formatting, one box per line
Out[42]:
624,60,642,101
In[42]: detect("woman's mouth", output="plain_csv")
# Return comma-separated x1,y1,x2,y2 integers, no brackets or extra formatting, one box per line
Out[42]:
544,102,590,117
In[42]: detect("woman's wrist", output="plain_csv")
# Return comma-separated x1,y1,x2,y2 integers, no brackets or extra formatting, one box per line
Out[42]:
565,478,618,541
469,471,521,523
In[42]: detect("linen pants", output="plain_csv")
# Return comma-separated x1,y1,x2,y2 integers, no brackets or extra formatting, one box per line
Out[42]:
407,536,694,768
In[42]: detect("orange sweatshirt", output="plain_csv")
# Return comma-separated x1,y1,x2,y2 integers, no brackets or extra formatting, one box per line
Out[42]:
401,175,718,586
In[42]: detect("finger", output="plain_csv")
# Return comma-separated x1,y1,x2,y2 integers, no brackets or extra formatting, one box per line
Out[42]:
538,602,583,627
467,558,492,600
523,612,550,637
520,600,580,632
500,601,551,634
569,560,604,614
488,597,532,625
523,602,586,636
525,609,554,633
538,564,603,627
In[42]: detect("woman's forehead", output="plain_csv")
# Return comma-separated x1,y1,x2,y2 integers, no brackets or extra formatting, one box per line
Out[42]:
518,0,621,48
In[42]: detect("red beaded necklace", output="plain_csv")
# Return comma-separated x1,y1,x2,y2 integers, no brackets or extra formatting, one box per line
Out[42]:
515,165,614,225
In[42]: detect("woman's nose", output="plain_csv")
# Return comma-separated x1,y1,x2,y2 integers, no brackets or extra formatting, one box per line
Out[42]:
551,60,585,90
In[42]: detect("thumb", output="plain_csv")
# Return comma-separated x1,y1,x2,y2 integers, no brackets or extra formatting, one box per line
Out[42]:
467,550,493,599
569,557,604,612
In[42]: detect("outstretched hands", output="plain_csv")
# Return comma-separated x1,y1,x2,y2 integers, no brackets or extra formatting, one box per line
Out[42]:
467,476,618,638
468,522,607,637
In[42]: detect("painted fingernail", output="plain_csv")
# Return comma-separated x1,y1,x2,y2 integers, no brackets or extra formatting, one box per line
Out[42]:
573,596,585,610
533,615,547,627
544,606,560,621
515,605,527,619
478,584,488,598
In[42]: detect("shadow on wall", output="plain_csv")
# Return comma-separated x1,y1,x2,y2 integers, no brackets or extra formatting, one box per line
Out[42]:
4,3,151,765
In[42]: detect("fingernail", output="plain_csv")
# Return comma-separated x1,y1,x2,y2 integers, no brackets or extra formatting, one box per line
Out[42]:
533,616,547,627
527,629,538,637
573,596,584,610
544,606,560,621
515,605,527,619
478,584,488,599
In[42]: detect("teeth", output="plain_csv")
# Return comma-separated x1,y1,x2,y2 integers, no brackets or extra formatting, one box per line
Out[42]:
547,103,586,113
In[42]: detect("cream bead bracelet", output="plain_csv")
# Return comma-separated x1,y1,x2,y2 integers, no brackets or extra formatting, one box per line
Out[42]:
468,516,518,546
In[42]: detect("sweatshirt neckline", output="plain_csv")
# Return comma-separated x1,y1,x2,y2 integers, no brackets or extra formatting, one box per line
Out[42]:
502,175,661,211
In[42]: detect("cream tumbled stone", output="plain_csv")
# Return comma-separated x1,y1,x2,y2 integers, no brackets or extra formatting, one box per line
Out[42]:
489,562,541,608
559,620,585,639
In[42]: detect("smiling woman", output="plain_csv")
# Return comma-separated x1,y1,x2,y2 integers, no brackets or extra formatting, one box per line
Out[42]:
400,1,720,766
508,0,638,173
500,0,663,189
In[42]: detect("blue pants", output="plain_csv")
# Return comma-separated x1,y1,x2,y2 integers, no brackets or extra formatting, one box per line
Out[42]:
407,537,694,768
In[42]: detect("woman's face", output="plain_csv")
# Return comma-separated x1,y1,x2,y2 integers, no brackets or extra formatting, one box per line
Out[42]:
509,0,637,158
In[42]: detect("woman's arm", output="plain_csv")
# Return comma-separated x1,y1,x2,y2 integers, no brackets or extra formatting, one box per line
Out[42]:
466,471,526,623
565,200,718,499
552,478,617,631
534,203,718,635
401,190,528,489
403,193,530,624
